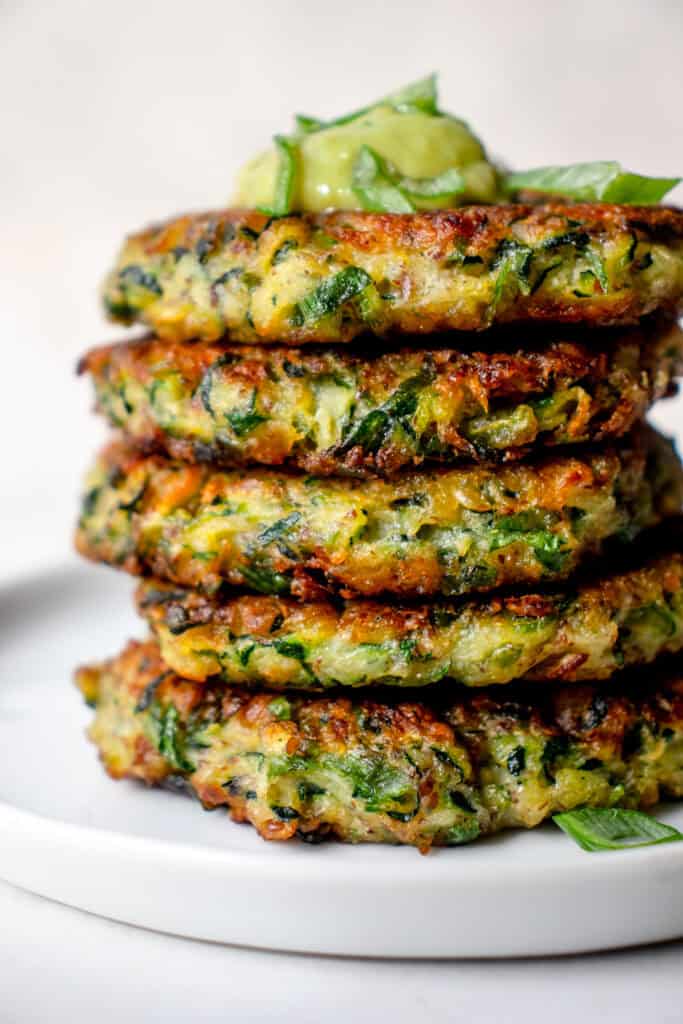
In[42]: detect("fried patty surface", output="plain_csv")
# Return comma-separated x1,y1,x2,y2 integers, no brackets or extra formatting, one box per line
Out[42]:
136,544,683,689
102,204,683,344
75,428,682,600
80,318,683,476
77,640,683,848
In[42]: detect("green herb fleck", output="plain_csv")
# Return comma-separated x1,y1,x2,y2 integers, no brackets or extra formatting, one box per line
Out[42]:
490,239,534,315
271,805,300,821
226,390,267,437
135,671,172,713
272,238,299,265
258,512,302,547
340,371,432,454
584,247,609,292
157,705,195,773
239,565,291,595
267,696,292,721
507,746,526,776
118,264,162,296
292,266,373,326
273,640,308,662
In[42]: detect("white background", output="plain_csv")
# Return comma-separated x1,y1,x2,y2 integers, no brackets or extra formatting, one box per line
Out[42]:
1,0,683,1019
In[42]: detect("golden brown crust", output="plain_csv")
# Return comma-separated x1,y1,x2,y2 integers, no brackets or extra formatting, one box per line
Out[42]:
74,427,683,601
133,539,683,690
79,318,683,475
129,204,683,256
77,638,683,848
103,204,683,344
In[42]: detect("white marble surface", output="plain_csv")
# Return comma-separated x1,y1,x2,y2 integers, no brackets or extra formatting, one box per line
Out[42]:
2,0,683,1019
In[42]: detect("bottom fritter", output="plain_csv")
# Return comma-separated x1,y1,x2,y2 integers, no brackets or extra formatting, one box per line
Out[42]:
77,640,683,850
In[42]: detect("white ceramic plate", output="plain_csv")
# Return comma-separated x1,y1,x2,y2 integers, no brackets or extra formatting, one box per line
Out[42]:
1,562,683,958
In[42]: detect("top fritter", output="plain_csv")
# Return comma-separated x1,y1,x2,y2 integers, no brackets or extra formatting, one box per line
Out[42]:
103,204,683,345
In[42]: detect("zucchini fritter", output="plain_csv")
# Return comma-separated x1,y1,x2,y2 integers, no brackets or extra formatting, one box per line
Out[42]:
137,545,683,689
75,428,683,600
79,319,683,475
77,640,683,849
102,204,683,345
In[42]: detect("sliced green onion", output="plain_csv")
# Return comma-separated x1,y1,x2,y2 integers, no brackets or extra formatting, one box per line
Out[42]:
352,145,465,213
504,161,680,204
258,134,299,217
293,266,373,325
553,807,683,852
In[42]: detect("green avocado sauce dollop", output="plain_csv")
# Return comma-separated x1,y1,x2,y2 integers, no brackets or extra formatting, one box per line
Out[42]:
234,74,501,214
234,74,680,213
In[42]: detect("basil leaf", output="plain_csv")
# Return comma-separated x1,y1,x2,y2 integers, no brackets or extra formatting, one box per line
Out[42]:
293,266,373,325
294,73,438,135
398,167,465,199
383,72,438,115
505,161,680,204
603,171,681,204
553,807,683,852
258,134,299,217
294,114,325,134
352,145,415,213
352,145,465,213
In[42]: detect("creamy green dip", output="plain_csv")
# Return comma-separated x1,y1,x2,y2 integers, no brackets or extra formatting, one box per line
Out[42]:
234,78,500,213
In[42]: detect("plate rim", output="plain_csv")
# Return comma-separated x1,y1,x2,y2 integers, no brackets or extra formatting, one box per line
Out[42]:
2,561,683,957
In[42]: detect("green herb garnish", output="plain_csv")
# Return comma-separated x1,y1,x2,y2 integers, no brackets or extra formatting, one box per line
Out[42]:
351,145,414,213
505,162,680,204
295,74,439,136
352,144,465,213
264,75,445,213
553,807,683,851
258,134,299,217
381,73,439,115
157,705,195,773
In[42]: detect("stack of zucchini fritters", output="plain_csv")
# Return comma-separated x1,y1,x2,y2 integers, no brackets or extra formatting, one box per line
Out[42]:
76,202,683,850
